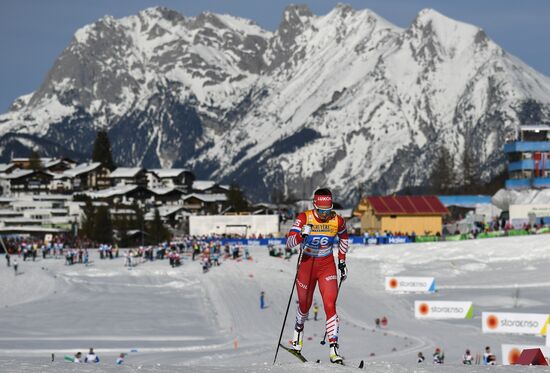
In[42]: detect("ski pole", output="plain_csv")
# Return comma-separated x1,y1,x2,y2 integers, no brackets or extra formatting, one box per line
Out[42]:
273,242,305,365
320,276,344,345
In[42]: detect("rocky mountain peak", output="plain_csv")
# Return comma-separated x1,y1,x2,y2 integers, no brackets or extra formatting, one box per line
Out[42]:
193,11,228,30
277,4,314,37
410,8,484,45
141,6,185,23
1,5,550,203
282,4,314,22
266,4,315,71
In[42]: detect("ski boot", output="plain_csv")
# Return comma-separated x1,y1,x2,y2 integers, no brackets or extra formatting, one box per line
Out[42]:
291,327,303,353
329,342,344,364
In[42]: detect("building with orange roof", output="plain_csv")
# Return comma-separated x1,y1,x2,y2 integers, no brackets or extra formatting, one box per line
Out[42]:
354,195,448,235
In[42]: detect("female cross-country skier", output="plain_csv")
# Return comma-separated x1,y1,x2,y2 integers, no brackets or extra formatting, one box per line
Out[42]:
286,188,349,364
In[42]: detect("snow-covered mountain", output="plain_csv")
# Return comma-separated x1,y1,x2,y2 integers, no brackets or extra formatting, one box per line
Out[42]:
1,4,550,203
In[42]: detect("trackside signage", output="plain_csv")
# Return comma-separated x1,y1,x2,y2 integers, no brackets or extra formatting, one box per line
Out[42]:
501,344,550,365
385,277,436,293
483,312,550,335
414,301,473,319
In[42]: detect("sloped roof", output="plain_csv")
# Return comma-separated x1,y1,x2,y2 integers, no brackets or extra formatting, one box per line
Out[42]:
43,159,64,168
62,162,102,177
183,193,228,202
192,180,216,191
12,157,54,162
0,164,15,173
85,184,138,199
109,167,142,178
149,168,190,178
0,169,51,180
149,187,185,196
367,195,448,216
144,206,190,220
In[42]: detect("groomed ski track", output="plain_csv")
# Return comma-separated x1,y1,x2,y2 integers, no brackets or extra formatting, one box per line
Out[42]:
1,235,550,372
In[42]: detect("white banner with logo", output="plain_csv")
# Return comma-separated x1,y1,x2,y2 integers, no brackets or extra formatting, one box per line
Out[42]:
385,277,435,293
501,344,550,365
414,301,473,319
483,312,550,335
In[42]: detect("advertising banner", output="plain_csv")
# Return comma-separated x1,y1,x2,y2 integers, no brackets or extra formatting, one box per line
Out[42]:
414,301,473,319
414,236,439,243
501,344,550,365
386,236,411,244
385,277,436,293
482,312,550,335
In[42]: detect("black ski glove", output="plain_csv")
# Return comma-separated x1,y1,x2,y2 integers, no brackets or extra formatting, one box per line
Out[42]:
338,260,347,281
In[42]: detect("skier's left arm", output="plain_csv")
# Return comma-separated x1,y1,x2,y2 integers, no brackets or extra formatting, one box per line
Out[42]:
336,215,349,280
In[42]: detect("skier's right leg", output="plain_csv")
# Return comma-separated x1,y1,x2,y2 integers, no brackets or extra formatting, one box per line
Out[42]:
293,257,316,351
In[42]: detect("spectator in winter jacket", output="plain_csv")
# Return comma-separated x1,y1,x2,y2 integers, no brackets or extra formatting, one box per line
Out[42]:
463,349,473,364
85,348,99,363
433,348,444,364
483,346,496,365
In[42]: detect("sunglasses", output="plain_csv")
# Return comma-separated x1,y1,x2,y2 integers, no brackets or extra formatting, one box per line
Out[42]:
316,207,332,215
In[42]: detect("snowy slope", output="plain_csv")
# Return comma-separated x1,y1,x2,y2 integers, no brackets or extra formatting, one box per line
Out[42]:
1,235,550,372
1,5,550,201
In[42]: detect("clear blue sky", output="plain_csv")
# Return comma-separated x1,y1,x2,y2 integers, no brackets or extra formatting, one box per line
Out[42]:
1,0,549,112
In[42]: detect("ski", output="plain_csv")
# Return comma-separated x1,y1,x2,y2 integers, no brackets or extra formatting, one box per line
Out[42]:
278,343,307,362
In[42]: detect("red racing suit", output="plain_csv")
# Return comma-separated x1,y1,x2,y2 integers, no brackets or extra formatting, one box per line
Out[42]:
287,209,349,343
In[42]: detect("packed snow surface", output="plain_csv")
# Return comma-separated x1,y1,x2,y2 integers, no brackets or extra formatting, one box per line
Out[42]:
1,235,550,372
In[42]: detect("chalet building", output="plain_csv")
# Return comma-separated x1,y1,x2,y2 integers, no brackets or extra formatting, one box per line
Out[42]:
85,185,154,204
0,169,54,195
192,180,230,194
150,187,187,205
11,157,76,172
354,195,449,235
43,158,76,173
183,193,228,214
109,167,148,187
51,162,111,193
147,169,194,192
65,162,111,191
145,206,190,228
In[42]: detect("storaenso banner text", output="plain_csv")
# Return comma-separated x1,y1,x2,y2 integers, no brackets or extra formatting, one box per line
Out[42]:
482,312,550,335
414,301,473,319
385,276,436,293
